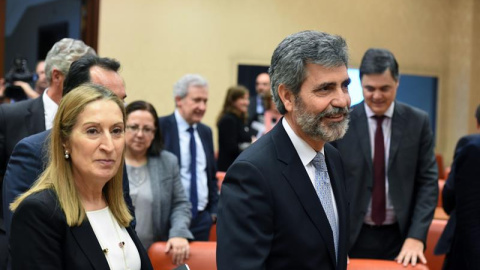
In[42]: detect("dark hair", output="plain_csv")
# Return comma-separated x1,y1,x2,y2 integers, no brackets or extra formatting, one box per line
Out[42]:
63,55,120,95
216,85,249,124
125,101,164,156
476,104,480,125
359,48,399,81
269,30,348,114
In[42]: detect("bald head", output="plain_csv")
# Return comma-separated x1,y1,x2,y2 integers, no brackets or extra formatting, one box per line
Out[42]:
255,72,270,95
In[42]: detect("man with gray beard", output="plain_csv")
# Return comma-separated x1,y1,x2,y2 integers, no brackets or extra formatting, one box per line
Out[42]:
332,48,437,267
217,30,351,270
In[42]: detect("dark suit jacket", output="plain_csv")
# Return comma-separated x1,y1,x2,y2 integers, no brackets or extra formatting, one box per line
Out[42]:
217,112,252,171
0,97,45,176
2,130,135,236
158,113,218,215
10,189,152,270
441,135,480,269
217,122,349,270
0,97,45,232
332,101,438,249
435,134,476,255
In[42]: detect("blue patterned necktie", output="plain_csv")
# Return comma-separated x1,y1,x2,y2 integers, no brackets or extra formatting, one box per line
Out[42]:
187,126,198,218
312,152,338,261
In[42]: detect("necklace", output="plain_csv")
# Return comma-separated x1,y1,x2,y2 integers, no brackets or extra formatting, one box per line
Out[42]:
88,207,131,270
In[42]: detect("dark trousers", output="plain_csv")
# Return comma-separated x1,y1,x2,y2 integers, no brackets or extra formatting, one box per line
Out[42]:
349,223,403,260
190,210,213,241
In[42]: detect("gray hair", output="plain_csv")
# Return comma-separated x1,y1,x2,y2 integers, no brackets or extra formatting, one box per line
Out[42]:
173,74,208,101
44,38,96,83
269,30,348,114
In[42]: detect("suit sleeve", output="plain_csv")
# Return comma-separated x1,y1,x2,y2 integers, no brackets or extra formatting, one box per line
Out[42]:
167,155,194,240
407,114,438,243
10,195,64,269
205,127,219,215
217,160,273,270
443,136,472,214
3,136,45,236
454,142,480,265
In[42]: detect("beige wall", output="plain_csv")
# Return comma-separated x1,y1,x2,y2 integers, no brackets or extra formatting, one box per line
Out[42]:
98,0,479,165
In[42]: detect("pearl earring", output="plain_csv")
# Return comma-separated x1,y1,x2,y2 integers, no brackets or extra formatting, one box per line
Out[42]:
64,150,70,160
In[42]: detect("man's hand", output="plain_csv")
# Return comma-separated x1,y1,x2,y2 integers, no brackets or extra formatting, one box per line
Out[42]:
395,238,427,267
13,81,39,99
165,237,189,265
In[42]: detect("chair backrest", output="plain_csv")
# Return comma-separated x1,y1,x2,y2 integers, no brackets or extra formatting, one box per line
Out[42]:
216,171,226,191
425,219,447,270
148,241,217,270
209,223,217,241
348,259,429,269
435,154,445,179
438,179,445,207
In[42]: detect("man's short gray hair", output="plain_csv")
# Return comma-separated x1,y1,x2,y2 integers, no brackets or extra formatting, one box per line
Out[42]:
173,74,208,100
269,30,348,114
44,38,96,83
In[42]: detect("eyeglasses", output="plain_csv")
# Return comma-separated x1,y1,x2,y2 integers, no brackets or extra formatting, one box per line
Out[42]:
126,125,156,135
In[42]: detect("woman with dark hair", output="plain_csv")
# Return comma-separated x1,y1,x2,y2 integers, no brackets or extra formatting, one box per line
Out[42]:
216,86,253,171
125,100,192,265
10,84,152,269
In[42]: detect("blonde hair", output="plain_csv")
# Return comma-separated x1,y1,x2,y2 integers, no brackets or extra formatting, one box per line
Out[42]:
11,84,132,227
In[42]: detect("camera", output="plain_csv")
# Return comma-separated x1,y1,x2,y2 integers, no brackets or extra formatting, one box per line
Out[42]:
3,56,35,102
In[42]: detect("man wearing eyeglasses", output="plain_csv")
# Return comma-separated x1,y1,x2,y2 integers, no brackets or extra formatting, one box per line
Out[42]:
159,74,218,241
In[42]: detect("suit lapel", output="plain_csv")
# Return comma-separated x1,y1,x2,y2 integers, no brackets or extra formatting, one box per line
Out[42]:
388,103,405,169
166,114,182,166
25,97,46,135
70,221,110,270
273,124,337,264
352,103,372,170
127,226,151,269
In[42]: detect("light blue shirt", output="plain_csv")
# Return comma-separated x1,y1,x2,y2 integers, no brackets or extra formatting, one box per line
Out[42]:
174,109,208,211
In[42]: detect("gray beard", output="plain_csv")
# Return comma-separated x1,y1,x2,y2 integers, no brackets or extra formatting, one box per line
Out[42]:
294,97,350,142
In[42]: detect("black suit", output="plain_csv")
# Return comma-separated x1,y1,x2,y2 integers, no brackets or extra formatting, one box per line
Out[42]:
435,134,475,257
0,97,45,176
10,189,152,270
0,97,45,268
332,101,438,256
217,121,349,270
217,112,252,171
438,134,480,269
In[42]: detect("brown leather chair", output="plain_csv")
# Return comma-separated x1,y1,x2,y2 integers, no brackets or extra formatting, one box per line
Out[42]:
436,154,445,180
438,179,445,207
148,241,217,270
348,259,429,269
209,223,217,241
425,219,447,270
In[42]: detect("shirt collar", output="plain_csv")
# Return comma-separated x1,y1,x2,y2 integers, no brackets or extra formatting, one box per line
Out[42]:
174,109,198,131
282,118,324,166
364,101,395,119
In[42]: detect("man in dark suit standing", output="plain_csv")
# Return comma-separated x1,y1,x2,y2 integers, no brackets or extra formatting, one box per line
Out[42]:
0,38,95,268
332,48,438,267
159,74,218,241
435,104,480,269
217,30,351,270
